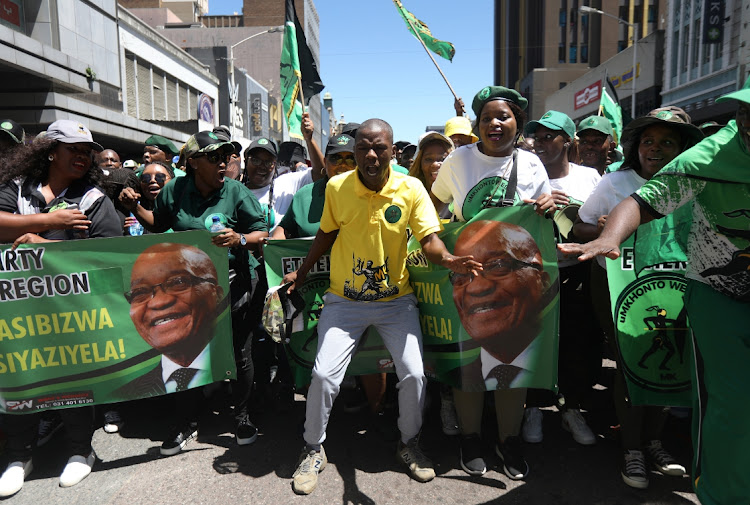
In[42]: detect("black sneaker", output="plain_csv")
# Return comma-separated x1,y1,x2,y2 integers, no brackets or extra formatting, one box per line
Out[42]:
235,418,258,446
622,449,649,488
495,436,529,480
37,414,63,447
459,434,486,475
160,423,198,456
103,410,123,434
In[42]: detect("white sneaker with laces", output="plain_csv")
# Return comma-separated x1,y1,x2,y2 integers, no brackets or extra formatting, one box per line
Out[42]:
59,451,95,488
0,460,33,498
561,408,596,445
521,407,543,443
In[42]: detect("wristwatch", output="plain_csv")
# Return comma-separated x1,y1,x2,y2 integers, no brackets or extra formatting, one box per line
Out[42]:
239,233,247,246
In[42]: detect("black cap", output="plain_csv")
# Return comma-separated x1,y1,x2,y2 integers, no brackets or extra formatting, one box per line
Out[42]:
341,122,360,138
325,134,355,156
213,125,232,142
243,137,278,160
0,119,24,144
278,141,307,165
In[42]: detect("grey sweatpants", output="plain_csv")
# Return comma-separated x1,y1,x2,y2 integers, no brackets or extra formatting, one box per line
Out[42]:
303,293,426,446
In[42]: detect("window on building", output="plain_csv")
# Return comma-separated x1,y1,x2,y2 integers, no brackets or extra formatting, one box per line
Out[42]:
569,45,577,63
691,18,700,68
559,43,566,63
559,8,567,26
671,31,680,78
618,40,627,52
559,82,567,89
647,5,657,23
581,44,588,63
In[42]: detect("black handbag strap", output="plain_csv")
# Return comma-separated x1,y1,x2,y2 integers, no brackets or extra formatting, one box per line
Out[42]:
483,149,518,209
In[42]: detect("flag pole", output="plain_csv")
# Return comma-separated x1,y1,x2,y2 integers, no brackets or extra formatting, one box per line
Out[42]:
297,74,306,110
599,71,606,116
402,14,459,103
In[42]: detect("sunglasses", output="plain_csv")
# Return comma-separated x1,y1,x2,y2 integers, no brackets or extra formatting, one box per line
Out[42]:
327,153,356,167
140,172,168,185
249,156,276,169
195,152,230,164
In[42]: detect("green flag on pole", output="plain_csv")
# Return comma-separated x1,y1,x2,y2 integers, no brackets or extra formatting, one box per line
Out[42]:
393,0,455,61
280,0,324,140
600,85,623,145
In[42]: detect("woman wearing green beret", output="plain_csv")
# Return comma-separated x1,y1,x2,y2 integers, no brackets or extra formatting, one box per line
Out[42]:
431,85,556,481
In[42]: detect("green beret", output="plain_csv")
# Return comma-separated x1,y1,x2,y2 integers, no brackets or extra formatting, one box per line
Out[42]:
471,86,528,117
145,134,178,156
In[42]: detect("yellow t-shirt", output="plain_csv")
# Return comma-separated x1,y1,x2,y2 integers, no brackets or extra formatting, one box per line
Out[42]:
320,169,443,301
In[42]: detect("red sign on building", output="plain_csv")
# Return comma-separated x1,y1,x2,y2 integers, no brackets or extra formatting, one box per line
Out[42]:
575,80,601,110
0,0,21,27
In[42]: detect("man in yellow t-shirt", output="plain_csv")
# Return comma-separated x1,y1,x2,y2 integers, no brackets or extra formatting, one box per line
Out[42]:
284,119,481,495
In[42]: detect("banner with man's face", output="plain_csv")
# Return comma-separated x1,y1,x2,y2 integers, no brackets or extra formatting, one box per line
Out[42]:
0,231,236,414
264,205,560,392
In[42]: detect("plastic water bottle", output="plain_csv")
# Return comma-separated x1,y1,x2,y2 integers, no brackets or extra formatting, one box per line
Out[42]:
128,213,144,236
209,215,223,232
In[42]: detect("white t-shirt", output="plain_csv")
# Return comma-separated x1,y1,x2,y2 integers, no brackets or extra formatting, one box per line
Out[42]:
550,163,602,267
431,144,551,222
578,168,647,267
548,163,601,206
250,168,313,232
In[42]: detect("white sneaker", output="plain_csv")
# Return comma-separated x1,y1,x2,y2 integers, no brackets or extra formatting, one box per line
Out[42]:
645,440,686,476
59,451,95,488
561,409,596,445
521,407,543,443
0,460,32,498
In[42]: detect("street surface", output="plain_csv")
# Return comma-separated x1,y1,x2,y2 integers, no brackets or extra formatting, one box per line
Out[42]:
1,361,699,505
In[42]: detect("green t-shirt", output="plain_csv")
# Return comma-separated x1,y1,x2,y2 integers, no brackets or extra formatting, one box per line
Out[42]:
153,176,267,271
634,121,750,300
392,163,409,175
278,179,326,238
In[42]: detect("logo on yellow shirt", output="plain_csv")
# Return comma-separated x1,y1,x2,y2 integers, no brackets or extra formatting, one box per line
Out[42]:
343,258,399,301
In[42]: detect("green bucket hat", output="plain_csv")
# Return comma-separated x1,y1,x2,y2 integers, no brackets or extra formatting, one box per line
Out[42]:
471,85,528,117
716,75,750,105
524,110,576,139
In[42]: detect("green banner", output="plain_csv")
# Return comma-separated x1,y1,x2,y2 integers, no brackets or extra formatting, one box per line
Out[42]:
0,231,236,414
263,239,392,388
264,206,560,392
606,226,692,407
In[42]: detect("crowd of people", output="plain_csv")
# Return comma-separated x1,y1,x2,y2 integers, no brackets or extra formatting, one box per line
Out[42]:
0,75,748,505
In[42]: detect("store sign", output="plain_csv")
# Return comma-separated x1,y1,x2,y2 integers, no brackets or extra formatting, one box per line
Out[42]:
703,0,724,44
198,94,214,123
0,0,23,31
250,93,263,135
228,81,244,132
575,80,601,110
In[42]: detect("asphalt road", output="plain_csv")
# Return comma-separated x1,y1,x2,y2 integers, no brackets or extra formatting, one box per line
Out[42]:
0,361,699,505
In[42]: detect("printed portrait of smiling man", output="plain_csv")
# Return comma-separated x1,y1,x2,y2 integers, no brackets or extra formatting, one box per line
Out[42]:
117,243,224,398
451,220,550,389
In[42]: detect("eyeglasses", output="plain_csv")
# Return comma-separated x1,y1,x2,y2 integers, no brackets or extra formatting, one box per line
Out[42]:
249,156,276,169
140,172,168,185
195,152,230,164
449,257,542,288
327,153,356,167
124,274,217,305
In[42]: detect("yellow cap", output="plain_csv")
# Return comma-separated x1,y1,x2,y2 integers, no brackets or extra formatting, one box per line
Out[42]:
444,116,478,143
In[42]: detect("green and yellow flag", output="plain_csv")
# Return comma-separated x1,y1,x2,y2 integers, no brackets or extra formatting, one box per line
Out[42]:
393,0,455,61
280,0,324,139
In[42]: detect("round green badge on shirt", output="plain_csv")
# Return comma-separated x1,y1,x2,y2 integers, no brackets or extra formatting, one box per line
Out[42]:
385,205,401,223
